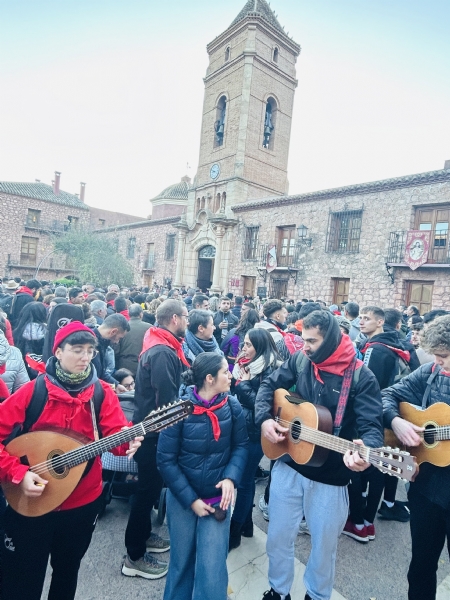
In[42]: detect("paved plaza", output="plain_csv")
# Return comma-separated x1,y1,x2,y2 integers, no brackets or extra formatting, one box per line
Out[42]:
44,475,450,600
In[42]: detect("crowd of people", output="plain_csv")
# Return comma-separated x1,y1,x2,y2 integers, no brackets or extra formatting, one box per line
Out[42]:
0,275,448,600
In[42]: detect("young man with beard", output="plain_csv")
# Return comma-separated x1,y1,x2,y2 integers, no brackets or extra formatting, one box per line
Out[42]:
256,310,383,600
383,314,450,600
213,297,239,344
122,299,190,579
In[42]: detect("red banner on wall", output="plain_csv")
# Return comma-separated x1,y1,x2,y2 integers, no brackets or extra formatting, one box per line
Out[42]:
404,230,431,270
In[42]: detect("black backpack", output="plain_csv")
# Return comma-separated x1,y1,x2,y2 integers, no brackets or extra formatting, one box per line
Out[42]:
3,374,104,445
42,304,84,362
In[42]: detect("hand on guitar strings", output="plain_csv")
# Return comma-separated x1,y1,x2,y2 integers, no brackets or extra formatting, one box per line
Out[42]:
262,419,289,444
20,471,48,497
391,417,424,447
343,439,370,472
122,426,144,459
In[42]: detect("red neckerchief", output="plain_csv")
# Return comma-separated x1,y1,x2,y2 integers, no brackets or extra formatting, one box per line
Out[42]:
26,354,46,374
193,395,228,441
361,341,410,363
432,363,450,377
119,310,130,321
17,286,33,296
141,326,190,366
267,319,286,337
309,334,363,384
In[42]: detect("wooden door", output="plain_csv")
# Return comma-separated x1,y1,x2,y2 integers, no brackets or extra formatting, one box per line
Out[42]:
277,226,296,267
269,277,288,299
197,259,212,292
407,282,433,314
333,278,350,305
242,276,256,297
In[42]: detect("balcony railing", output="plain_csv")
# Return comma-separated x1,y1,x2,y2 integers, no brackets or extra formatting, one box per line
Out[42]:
24,217,79,234
257,242,302,271
387,229,450,265
7,254,72,271
143,254,155,270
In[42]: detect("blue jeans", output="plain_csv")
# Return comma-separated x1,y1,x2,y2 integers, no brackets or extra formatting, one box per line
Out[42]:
232,440,263,525
267,461,348,600
163,489,231,600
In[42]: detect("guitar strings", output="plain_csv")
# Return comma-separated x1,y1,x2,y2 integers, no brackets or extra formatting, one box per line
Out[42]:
29,407,189,476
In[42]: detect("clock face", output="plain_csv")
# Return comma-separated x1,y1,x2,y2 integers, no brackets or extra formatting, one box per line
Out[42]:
210,163,220,180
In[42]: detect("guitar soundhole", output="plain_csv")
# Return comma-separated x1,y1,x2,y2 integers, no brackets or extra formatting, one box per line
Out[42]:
48,450,69,479
423,424,437,446
290,418,302,443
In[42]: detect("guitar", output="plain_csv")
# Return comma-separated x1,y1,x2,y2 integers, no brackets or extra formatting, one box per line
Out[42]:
384,402,450,467
2,399,193,517
261,389,417,481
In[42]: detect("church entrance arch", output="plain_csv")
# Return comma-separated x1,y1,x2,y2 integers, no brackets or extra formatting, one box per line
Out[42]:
197,245,216,292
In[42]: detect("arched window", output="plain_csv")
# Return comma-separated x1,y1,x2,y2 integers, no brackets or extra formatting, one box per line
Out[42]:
213,193,221,213
273,47,279,63
214,95,227,148
221,192,226,211
225,46,230,62
262,97,277,150
200,197,206,210
196,198,201,213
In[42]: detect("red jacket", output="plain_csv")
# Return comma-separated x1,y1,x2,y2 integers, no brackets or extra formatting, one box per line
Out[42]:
0,376,130,510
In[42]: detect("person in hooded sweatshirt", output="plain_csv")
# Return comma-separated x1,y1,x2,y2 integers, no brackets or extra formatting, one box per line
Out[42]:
0,322,142,600
343,305,411,544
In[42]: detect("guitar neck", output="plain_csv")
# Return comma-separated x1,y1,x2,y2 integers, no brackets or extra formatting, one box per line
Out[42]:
297,424,370,461
49,405,189,471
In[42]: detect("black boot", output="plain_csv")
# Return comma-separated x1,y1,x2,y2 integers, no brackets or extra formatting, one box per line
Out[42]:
262,589,291,600
241,519,253,537
229,518,241,551
305,594,312,600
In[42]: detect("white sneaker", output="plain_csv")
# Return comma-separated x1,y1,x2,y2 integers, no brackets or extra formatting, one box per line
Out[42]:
258,494,269,521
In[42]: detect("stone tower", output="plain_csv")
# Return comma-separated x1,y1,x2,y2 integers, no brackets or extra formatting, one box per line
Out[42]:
174,1,301,291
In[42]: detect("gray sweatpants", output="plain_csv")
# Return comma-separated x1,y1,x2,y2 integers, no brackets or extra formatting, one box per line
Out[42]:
267,460,349,600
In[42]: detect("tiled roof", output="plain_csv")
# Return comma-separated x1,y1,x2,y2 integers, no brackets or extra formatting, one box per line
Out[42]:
0,181,89,210
151,180,190,203
230,0,285,34
232,168,450,212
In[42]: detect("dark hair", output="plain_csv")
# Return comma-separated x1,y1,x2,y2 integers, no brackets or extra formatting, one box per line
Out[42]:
142,311,156,324
52,297,68,305
263,299,283,318
114,368,134,384
246,328,279,369
114,297,128,312
422,309,448,324
219,296,231,303
156,299,187,326
408,305,421,317
81,302,93,321
68,287,83,300
298,302,322,319
410,315,423,325
360,306,385,320
244,301,256,310
25,279,42,290
105,292,118,302
286,304,295,313
192,294,209,308
102,313,130,332
234,296,243,306
412,322,424,332
302,310,331,335
384,308,403,329
133,293,146,304
59,330,98,349
345,301,360,319
0,315,6,335
188,309,213,334
181,352,226,388
286,311,300,326
235,309,260,335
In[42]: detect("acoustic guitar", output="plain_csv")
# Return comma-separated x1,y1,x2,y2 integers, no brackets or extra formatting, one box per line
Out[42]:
384,402,450,467
2,399,193,517
261,389,417,481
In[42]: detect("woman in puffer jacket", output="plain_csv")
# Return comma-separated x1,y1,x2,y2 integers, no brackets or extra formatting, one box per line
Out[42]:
0,320,29,395
157,353,248,600
229,327,281,550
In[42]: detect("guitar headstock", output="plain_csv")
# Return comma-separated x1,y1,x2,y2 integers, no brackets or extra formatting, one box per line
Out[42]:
144,399,193,422
369,446,418,482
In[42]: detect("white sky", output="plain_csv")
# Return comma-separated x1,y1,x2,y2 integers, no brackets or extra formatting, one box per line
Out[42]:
1,0,449,217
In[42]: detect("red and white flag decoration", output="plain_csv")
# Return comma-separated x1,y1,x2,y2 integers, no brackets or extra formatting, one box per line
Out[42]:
404,230,431,270
266,245,277,273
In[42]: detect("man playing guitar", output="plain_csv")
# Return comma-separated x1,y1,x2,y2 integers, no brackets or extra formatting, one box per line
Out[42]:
383,314,450,600
256,309,383,600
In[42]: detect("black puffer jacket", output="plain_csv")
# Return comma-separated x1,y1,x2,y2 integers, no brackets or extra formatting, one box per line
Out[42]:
382,364,450,509
234,365,277,442
157,386,248,510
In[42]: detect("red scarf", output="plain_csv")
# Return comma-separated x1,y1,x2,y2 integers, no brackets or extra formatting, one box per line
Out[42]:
193,396,228,441
119,309,130,321
17,286,33,296
141,326,190,366
310,334,363,384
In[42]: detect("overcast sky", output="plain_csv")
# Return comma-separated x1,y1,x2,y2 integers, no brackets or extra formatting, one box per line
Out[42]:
1,0,449,217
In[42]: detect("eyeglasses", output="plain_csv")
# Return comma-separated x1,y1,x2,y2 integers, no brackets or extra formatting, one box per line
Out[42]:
67,348,99,358
176,313,189,320
122,382,135,390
